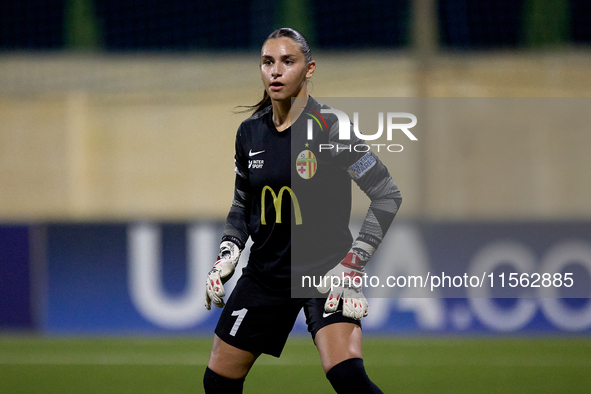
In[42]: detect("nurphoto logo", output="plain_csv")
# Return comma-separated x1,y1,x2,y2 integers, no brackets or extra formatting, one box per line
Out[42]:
305,108,417,153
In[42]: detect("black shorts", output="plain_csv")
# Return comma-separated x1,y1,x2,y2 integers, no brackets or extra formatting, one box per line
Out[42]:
215,274,361,358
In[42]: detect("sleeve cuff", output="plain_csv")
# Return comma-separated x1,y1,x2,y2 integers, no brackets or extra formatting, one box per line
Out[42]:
221,235,245,250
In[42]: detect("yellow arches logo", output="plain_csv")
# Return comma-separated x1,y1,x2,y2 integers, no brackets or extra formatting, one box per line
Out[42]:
261,186,302,225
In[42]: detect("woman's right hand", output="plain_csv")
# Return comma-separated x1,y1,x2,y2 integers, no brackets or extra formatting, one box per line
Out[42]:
204,241,241,310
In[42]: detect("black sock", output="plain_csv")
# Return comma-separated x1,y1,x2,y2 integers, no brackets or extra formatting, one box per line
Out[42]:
326,358,383,394
203,367,245,394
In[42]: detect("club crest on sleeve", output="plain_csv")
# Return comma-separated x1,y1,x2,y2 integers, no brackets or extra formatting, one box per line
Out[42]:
296,150,317,179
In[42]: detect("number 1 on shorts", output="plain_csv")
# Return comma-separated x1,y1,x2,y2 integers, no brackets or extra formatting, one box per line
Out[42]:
230,308,248,336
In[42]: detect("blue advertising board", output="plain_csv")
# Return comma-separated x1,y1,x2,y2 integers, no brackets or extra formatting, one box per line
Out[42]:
0,225,32,329
45,223,222,333
42,221,591,334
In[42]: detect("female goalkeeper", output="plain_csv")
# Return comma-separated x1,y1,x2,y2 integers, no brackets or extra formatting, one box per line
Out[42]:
203,27,401,394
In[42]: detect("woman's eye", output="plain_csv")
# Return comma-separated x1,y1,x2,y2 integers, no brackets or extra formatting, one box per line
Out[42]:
285,60,293,65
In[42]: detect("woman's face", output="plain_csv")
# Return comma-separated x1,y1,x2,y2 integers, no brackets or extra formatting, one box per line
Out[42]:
260,37,315,102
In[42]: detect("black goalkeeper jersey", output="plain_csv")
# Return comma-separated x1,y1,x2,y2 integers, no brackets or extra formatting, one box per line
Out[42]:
222,97,401,295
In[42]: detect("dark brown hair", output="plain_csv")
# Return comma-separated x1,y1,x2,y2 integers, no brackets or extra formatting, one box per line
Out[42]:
238,28,312,115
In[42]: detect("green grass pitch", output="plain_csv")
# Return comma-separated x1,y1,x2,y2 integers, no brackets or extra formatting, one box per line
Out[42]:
1,336,590,393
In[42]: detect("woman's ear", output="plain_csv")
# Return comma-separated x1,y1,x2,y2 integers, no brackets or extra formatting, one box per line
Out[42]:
306,61,316,79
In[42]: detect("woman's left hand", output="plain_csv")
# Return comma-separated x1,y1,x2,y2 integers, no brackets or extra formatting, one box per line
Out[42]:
317,251,369,320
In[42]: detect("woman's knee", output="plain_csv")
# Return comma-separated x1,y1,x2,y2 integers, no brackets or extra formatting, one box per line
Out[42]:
207,335,259,379
314,323,363,374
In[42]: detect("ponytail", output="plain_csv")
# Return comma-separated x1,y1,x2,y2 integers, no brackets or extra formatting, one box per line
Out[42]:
235,90,272,115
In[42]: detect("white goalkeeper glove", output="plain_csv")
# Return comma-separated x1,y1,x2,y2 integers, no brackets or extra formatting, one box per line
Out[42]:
204,241,241,310
317,241,375,320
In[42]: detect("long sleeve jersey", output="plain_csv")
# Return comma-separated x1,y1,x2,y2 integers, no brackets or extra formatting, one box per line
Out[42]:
222,97,402,295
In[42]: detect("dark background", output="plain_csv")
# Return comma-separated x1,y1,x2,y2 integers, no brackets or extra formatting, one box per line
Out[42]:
1,0,589,51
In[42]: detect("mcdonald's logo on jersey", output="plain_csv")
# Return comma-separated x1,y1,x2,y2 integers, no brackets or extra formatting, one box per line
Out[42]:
261,186,302,225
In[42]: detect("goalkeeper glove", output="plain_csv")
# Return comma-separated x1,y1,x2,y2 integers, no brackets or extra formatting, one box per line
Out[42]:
317,240,375,320
204,241,241,310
